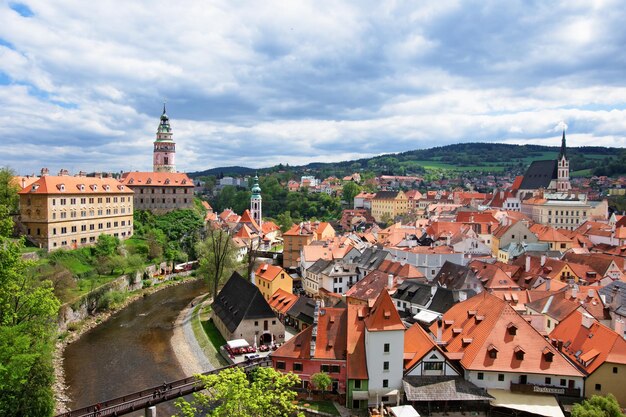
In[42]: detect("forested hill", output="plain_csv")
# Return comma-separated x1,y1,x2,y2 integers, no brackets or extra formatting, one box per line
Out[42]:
189,142,625,178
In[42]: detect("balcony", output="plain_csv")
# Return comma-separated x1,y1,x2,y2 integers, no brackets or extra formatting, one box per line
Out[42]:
510,382,580,397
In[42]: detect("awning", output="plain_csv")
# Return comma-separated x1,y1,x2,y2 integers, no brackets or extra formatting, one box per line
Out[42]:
488,389,564,417
226,339,249,349
389,405,420,417
352,390,369,400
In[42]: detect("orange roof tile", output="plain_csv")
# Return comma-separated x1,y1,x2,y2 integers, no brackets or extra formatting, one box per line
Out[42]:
255,263,287,282
268,288,298,315
346,304,368,379
120,171,193,187
404,324,438,371
432,292,582,376
364,290,405,332
18,175,133,195
550,310,626,374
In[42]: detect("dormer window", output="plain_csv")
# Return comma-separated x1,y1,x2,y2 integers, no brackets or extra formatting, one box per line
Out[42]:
514,346,525,360
79,184,85,192
57,184,65,192
543,347,554,362
118,185,125,191
507,323,518,336
91,184,98,191
488,344,498,358
104,185,110,192
146,178,152,184
462,338,473,347
128,179,134,184
165,179,171,185
182,179,187,184
467,310,476,318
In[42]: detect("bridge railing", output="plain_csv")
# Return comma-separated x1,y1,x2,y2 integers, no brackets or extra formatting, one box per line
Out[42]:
57,357,272,417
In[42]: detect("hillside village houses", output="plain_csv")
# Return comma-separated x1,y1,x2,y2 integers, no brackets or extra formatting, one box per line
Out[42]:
13,115,626,414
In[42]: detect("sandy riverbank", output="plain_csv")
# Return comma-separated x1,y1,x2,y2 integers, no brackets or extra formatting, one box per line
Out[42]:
170,294,215,376
52,276,200,415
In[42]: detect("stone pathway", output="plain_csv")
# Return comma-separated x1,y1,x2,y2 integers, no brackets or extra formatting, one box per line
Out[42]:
171,294,214,375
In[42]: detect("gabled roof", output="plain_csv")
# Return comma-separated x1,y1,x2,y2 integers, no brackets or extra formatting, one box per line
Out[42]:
19,175,133,195
255,263,287,282
525,291,581,322
240,209,261,232
432,292,582,376
519,160,557,190
377,259,424,279
403,324,439,371
563,252,623,276
268,288,299,315
550,310,626,374
435,261,479,291
374,191,403,200
273,307,347,360
261,220,280,234
529,224,572,243
120,171,193,187
345,270,394,305
212,272,277,333
364,290,405,332
286,297,316,324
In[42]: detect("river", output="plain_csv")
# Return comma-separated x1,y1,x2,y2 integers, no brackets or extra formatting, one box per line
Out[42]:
63,279,207,416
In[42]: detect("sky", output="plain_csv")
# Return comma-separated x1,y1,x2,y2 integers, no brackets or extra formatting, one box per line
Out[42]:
2,0,626,174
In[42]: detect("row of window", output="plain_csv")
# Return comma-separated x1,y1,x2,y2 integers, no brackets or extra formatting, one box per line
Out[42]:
138,188,190,194
547,210,586,216
52,231,129,248
48,220,130,236
137,198,189,204
52,196,128,205
52,207,129,219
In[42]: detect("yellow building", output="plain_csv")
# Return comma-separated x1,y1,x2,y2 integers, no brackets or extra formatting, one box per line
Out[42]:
18,171,134,251
370,190,408,223
254,263,293,301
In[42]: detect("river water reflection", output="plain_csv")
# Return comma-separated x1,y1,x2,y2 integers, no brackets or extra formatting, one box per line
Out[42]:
64,279,206,416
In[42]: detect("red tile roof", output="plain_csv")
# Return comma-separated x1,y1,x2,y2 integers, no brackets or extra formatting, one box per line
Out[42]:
120,171,193,187
431,292,582,376
255,263,287,282
364,290,405,332
404,324,438,371
550,310,626,374
347,304,368,379
268,289,298,315
19,175,133,195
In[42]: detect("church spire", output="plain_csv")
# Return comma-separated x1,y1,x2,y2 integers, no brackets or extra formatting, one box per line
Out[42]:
559,129,566,159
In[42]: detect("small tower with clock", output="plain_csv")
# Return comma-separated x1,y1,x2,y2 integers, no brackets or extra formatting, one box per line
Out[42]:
153,105,176,173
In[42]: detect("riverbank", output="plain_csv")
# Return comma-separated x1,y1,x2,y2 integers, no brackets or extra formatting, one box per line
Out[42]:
171,294,215,376
53,275,203,415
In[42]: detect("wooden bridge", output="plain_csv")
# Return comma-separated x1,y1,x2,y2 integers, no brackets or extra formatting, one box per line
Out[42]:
56,357,272,417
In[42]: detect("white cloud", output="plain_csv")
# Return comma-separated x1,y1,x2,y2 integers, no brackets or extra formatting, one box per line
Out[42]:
0,0,625,174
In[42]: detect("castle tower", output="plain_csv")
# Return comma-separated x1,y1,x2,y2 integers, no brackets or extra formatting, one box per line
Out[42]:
251,174,262,227
556,130,571,191
153,105,176,173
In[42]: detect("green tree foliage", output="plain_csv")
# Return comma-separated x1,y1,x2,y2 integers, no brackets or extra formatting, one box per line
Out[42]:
310,372,332,398
275,211,295,233
94,234,120,258
0,209,60,417
146,229,166,260
196,227,238,297
175,366,303,417
133,209,204,258
342,181,362,207
572,394,625,417
0,205,13,238
0,167,20,214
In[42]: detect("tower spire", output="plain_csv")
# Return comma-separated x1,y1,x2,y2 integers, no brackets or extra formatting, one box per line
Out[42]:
559,129,566,159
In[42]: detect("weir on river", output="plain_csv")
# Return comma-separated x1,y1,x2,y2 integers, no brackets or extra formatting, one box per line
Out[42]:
63,279,207,416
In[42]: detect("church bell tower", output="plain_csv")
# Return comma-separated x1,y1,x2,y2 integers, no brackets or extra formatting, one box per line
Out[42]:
250,174,262,227
556,130,571,191
153,105,176,173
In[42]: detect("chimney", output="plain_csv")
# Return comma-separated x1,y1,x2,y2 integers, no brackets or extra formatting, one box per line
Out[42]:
21,177,26,188
525,256,531,273
58,169,69,176
614,318,625,339
40,167,49,177
541,255,546,267
587,289,595,299
572,285,578,299
545,278,551,291
581,312,594,329
387,274,394,290
250,271,255,286
436,317,443,343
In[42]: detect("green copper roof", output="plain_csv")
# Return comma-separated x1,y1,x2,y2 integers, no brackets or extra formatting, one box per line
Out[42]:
156,104,173,137
251,174,262,196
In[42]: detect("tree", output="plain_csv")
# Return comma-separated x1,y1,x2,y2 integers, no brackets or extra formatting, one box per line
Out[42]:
94,234,120,258
310,372,332,399
175,366,303,417
572,394,625,417
196,226,238,297
0,207,60,416
245,238,259,281
275,211,295,233
342,181,362,208
0,167,20,214
146,229,165,260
